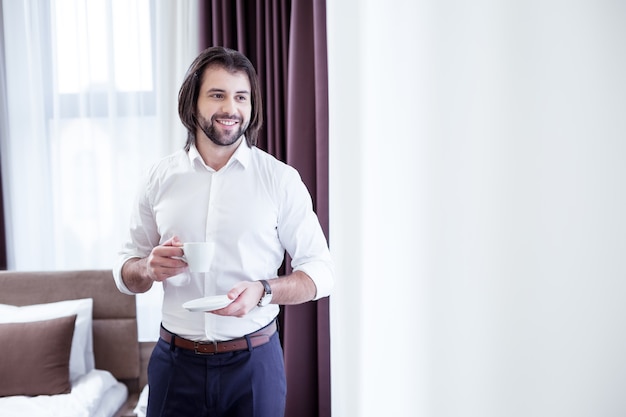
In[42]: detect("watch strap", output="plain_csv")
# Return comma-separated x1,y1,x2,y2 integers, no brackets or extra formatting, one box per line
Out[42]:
257,279,272,307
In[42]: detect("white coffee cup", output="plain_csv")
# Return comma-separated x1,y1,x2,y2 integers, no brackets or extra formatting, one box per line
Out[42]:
182,242,216,273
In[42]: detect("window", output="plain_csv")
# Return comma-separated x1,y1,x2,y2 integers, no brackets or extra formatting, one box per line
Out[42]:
2,0,198,340
53,0,156,117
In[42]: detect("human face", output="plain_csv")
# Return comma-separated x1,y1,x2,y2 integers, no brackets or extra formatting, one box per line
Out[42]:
196,66,252,147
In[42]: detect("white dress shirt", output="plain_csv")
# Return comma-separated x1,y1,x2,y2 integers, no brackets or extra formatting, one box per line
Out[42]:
113,141,334,341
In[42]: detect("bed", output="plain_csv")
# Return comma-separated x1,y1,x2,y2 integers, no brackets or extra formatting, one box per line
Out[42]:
0,270,153,417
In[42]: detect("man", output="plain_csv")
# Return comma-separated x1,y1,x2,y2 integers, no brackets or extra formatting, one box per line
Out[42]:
113,46,334,417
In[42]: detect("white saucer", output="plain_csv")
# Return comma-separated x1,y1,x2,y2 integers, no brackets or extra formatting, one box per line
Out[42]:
183,295,233,312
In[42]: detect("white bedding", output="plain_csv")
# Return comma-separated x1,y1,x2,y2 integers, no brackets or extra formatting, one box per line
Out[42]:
133,384,149,417
0,369,128,417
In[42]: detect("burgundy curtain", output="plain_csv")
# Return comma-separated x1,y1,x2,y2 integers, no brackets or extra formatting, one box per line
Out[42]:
0,1,8,270
0,168,6,270
0,167,6,270
198,1,331,416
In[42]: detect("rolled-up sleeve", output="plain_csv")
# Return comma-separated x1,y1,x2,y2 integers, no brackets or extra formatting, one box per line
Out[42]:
279,168,335,300
294,258,334,300
113,173,160,295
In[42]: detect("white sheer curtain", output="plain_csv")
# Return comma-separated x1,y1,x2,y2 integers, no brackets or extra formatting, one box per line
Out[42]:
1,0,198,340
328,1,626,416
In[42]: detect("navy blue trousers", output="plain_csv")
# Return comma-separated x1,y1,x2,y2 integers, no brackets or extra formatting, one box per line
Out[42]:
146,331,286,417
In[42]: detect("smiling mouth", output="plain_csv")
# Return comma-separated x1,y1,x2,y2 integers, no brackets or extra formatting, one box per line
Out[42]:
216,118,239,127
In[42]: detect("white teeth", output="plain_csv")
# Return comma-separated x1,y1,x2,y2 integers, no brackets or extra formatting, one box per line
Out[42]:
219,120,236,126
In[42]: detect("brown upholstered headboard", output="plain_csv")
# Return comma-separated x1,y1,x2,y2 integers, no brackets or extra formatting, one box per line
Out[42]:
0,270,142,393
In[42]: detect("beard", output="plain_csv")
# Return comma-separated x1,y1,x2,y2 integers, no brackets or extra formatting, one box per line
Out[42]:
198,113,248,147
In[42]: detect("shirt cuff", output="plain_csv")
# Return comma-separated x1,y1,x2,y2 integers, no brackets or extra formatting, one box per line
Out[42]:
112,256,140,295
294,260,334,300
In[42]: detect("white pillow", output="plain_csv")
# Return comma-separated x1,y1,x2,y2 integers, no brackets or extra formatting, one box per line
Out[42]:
0,298,95,381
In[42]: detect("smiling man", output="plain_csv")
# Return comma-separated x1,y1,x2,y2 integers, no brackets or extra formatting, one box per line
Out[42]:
113,47,334,417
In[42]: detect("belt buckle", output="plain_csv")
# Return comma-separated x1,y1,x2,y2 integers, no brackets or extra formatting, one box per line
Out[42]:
194,340,218,355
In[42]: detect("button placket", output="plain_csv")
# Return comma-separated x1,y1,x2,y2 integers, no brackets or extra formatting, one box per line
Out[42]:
204,171,218,340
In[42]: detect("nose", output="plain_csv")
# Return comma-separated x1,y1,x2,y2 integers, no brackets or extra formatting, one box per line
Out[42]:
221,97,236,115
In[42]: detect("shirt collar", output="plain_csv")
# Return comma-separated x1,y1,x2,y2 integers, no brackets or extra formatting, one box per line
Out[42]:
231,139,252,169
187,138,252,171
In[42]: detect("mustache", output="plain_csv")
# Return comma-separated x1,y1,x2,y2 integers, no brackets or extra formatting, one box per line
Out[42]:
211,113,242,123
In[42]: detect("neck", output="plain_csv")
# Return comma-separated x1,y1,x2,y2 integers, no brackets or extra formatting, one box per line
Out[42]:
195,136,243,171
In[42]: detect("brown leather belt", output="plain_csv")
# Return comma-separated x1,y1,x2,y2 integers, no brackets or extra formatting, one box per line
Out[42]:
159,319,277,355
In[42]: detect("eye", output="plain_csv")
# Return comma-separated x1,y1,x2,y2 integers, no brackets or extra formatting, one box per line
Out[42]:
210,93,224,99
236,95,248,102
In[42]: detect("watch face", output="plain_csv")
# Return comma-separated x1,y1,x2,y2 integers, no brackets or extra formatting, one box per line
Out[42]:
259,293,272,307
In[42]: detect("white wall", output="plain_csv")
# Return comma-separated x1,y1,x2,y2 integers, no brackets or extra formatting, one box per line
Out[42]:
328,1,626,416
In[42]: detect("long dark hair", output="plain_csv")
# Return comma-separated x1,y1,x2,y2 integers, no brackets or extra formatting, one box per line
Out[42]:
178,46,263,149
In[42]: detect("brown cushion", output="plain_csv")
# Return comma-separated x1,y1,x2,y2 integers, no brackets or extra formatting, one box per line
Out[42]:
0,314,77,397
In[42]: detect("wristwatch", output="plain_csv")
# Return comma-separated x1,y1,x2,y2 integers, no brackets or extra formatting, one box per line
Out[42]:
257,279,273,307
